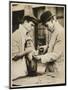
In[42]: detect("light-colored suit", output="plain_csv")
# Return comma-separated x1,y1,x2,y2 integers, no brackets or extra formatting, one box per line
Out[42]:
40,21,65,74
11,25,29,80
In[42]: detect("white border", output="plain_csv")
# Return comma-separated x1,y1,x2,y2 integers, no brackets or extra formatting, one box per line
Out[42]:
0,0,67,90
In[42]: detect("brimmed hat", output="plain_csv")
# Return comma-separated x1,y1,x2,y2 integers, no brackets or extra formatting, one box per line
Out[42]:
23,15,38,24
40,11,55,24
23,5,38,24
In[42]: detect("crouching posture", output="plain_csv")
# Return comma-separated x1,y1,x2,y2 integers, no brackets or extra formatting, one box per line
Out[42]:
12,10,38,80
35,11,65,77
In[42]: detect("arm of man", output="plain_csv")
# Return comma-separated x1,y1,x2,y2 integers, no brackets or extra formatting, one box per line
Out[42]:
41,41,64,63
12,47,33,61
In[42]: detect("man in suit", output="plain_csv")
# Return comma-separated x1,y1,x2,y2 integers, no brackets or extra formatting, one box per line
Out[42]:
12,7,38,80
35,10,65,77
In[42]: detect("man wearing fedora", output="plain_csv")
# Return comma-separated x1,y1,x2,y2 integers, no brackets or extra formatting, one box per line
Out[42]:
12,5,38,80
35,10,65,77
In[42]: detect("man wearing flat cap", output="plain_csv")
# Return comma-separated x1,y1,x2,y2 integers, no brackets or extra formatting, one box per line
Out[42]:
35,10,65,77
12,5,38,80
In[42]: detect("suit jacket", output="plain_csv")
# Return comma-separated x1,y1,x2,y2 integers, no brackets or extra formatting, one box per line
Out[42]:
48,21,64,60
41,21,65,73
11,25,29,80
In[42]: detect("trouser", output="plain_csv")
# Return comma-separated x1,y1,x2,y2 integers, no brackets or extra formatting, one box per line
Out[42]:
45,61,57,72
37,60,63,74
11,58,28,80
37,61,57,74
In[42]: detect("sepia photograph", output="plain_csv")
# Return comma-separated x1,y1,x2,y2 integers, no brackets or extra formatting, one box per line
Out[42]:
9,1,66,89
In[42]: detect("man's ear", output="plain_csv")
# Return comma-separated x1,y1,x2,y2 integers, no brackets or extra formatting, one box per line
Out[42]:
24,20,27,23
24,20,29,25
19,24,21,28
53,16,57,21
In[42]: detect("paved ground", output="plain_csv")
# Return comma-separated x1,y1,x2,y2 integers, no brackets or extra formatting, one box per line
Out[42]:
11,59,65,88
12,71,65,88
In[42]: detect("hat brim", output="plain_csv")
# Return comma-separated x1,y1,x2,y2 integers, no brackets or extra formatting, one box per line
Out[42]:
46,14,55,23
23,16,39,24
40,14,55,24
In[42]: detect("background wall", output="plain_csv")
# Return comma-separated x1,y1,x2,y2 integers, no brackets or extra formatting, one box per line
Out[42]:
12,5,64,49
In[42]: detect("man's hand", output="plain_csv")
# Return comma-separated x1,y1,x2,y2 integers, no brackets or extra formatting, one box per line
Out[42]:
12,54,23,61
12,47,33,61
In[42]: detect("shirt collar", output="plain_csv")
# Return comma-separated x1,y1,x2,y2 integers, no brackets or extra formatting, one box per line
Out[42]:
19,24,29,35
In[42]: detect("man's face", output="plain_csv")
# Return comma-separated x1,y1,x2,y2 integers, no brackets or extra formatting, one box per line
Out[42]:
45,20,54,32
27,21,35,32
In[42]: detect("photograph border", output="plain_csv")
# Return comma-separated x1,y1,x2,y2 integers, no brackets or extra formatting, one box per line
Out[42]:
9,1,66,89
